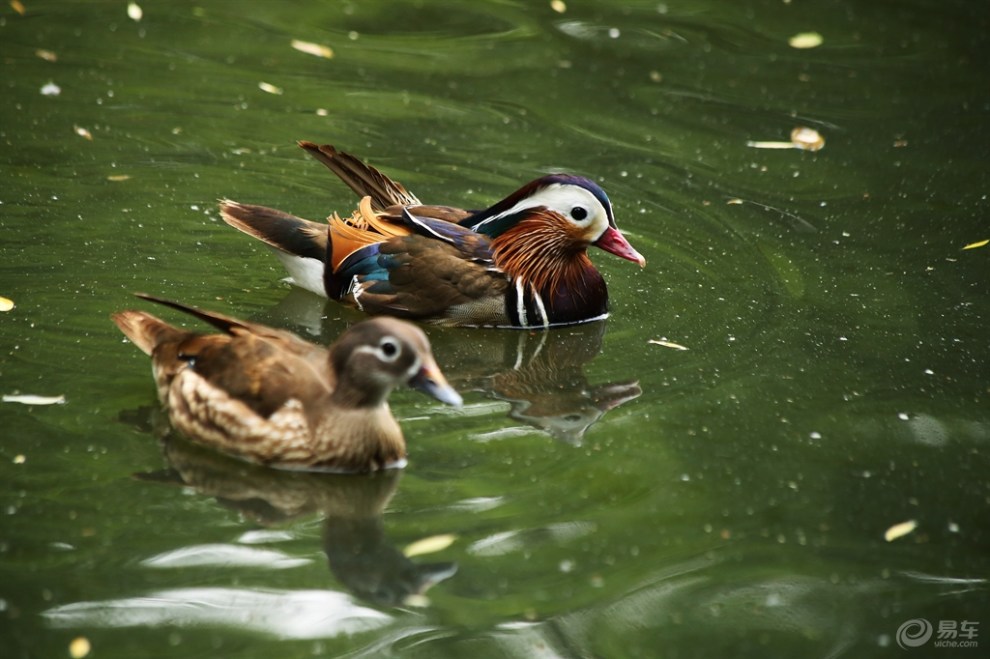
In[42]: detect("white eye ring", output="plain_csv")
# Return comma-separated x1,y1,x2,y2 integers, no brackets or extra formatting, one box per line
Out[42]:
377,336,401,362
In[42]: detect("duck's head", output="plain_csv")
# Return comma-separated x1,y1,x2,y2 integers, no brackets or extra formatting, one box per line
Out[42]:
330,317,462,408
466,174,646,267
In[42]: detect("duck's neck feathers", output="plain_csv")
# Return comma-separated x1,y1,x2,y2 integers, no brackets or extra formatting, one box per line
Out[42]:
491,215,607,327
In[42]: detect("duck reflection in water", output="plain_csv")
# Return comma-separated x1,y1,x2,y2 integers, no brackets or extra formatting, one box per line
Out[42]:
441,322,642,445
135,435,456,607
260,290,642,446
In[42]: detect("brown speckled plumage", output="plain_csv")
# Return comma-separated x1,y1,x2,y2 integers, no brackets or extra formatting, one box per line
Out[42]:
112,294,461,472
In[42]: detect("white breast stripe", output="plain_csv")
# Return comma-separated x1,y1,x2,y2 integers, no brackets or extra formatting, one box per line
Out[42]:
351,277,366,310
514,277,528,327
530,284,549,329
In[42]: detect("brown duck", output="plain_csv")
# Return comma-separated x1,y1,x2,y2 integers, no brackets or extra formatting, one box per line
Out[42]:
111,293,461,472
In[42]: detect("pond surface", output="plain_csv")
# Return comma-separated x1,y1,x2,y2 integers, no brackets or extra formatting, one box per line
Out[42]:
2,1,989,657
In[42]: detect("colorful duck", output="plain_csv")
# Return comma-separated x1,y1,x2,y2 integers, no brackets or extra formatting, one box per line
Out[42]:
221,142,645,328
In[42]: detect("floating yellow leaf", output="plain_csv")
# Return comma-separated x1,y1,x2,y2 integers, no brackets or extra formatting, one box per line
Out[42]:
884,519,917,542
69,636,91,659
790,126,825,151
648,339,689,351
747,126,824,152
745,139,793,150
258,81,283,95
404,593,431,608
35,48,57,62
726,198,744,205
0,296,13,311
74,125,93,140
403,533,456,557
127,2,142,22
551,0,567,13
13,455,26,464
962,239,989,250
291,39,334,59
107,174,132,182
789,32,823,49
3,394,66,405
11,0,25,16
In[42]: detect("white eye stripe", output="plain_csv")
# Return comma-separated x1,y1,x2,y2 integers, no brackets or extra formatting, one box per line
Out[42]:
353,336,403,363
377,336,401,362
477,184,608,229
404,355,422,380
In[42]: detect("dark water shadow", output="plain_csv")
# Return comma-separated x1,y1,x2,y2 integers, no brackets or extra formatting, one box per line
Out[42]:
135,434,456,607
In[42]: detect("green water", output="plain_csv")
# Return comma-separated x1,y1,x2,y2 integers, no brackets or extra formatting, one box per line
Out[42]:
2,1,988,657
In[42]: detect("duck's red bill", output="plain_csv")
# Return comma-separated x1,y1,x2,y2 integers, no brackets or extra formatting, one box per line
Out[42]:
594,227,646,267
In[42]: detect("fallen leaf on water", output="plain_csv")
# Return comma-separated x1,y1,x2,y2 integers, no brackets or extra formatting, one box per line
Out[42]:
3,394,66,405
747,126,824,152
403,533,456,557
551,0,567,13
790,126,825,151
788,32,823,49
962,239,988,250
69,636,91,659
726,198,744,205
127,2,142,22
107,174,132,182
40,82,60,96
884,519,917,542
74,125,93,140
11,0,25,15
258,81,283,95
36,48,57,62
291,39,334,59
648,339,689,351
0,296,13,311
745,139,793,150
404,594,430,608
13,455,26,464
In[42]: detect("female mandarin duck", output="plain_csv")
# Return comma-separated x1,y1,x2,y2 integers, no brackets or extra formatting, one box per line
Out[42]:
220,142,645,329
111,293,461,472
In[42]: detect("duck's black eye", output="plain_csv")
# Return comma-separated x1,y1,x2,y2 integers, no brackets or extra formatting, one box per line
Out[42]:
378,337,400,361
571,206,588,221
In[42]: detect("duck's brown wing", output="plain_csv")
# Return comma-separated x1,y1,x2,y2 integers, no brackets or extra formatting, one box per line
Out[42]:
299,141,421,211
115,295,334,410
171,330,330,418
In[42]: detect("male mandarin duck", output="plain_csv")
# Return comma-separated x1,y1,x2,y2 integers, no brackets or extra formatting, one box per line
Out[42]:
219,141,645,329
111,293,461,472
